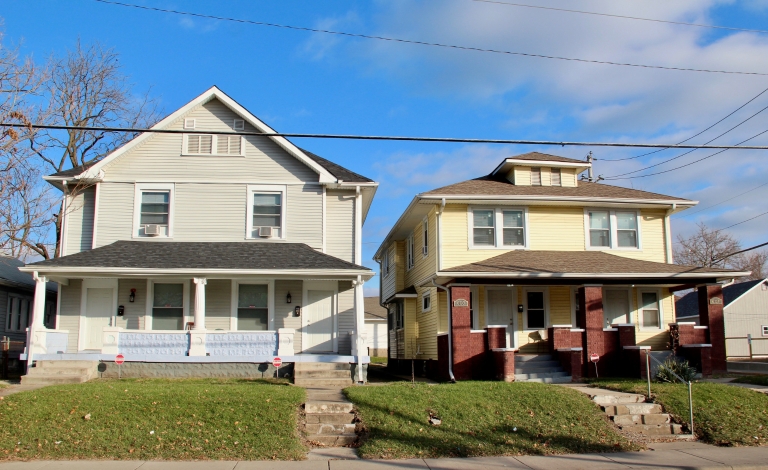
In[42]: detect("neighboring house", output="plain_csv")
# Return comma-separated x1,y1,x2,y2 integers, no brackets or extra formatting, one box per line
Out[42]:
19,86,377,380
364,297,387,357
0,257,57,362
374,152,744,381
676,279,768,358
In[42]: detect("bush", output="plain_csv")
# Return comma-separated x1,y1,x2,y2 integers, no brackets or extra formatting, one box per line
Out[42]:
655,357,697,383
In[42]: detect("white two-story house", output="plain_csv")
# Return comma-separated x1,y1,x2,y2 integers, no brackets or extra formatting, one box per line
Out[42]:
20,86,377,381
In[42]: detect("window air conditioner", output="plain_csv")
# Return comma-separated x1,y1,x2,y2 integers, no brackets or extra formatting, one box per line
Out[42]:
422,246,428,255
145,224,161,236
258,226,273,238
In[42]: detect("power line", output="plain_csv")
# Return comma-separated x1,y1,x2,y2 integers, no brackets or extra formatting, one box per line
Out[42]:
604,100,768,178
719,210,768,231
711,241,768,264
9,122,768,149
596,85,768,162
92,0,768,77
473,0,768,35
678,181,768,217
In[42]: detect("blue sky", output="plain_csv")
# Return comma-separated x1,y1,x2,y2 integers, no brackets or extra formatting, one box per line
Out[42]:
4,1,768,295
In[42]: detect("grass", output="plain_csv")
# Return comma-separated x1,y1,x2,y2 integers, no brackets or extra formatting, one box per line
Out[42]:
732,375,768,386
0,378,306,460
592,379,768,446
370,357,388,364
345,381,638,459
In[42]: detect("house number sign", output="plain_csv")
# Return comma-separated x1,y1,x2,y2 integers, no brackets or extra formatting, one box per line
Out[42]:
453,299,469,307
709,298,723,305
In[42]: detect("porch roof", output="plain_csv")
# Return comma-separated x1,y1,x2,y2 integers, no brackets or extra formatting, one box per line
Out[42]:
21,241,373,277
437,250,747,283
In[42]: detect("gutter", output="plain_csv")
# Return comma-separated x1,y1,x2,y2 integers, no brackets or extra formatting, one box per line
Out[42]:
18,266,376,277
433,271,751,279
431,278,455,382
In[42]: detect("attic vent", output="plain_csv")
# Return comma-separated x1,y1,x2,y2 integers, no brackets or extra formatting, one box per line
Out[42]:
187,134,212,154
531,167,542,186
217,135,242,155
233,119,244,130
551,168,561,186
184,118,196,129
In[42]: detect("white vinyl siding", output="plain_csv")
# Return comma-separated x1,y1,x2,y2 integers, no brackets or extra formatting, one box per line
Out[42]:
274,280,303,353
64,186,95,255
326,190,355,263
337,281,355,355
59,280,82,353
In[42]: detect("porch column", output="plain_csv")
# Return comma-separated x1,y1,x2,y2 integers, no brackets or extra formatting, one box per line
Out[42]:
354,276,366,383
450,285,472,380
578,286,604,378
31,272,48,330
193,278,206,330
697,284,726,373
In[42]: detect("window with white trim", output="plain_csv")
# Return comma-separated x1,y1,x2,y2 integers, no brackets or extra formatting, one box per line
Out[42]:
763,325,768,337
382,247,390,277
233,119,244,130
183,134,244,156
470,287,479,329
531,167,542,186
246,185,286,239
406,233,415,270
44,301,55,329
586,209,640,249
391,302,404,329
152,283,184,330
526,290,546,329
183,118,196,129
639,291,661,329
237,284,269,330
551,168,562,186
134,184,174,238
470,207,527,248
422,217,429,257
5,294,31,332
422,291,431,312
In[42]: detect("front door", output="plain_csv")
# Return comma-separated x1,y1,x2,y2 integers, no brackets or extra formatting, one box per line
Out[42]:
487,288,516,348
84,287,113,350
604,288,630,327
304,290,334,353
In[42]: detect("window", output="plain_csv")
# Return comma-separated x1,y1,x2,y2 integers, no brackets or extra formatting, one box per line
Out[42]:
604,288,630,327
246,185,286,239
551,168,561,186
422,217,429,257
470,287,479,329
470,207,528,248
152,283,184,330
183,118,196,129
44,301,55,329
382,248,390,277
233,119,244,130
183,134,244,156
5,294,31,332
422,292,431,312
763,325,768,337
531,167,542,186
639,291,661,329
586,209,641,249
237,284,268,330
472,209,495,246
406,234,415,270
134,184,174,238
217,135,242,155
526,291,546,329
392,303,404,329
186,134,213,154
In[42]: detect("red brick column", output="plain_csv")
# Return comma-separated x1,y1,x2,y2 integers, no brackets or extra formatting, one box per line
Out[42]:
698,285,726,373
450,286,472,380
618,325,636,348
492,349,515,382
578,286,605,378
487,326,507,350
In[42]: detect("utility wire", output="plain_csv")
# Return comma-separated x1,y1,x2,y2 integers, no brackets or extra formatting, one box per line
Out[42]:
677,181,768,217
92,0,768,77
596,85,768,162
604,100,768,178
9,122,768,149
711,241,768,264
718,210,768,231
473,0,768,35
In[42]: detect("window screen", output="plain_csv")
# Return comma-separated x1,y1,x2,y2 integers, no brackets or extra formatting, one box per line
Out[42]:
238,284,268,330
502,210,525,246
140,192,170,226
640,292,660,328
252,193,282,237
617,212,638,248
589,211,611,247
472,209,495,246
152,283,184,330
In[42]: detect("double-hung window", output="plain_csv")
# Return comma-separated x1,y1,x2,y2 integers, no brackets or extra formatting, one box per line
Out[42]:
551,168,562,186
639,291,661,329
152,283,184,330
422,291,431,312
470,207,528,248
5,294,31,332
135,184,174,238
762,325,768,337
525,290,546,330
237,284,269,330
247,185,286,239
406,234,415,270
382,248,390,277
586,209,640,249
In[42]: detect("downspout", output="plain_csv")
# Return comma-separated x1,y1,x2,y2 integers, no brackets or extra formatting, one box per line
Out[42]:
432,278,455,382
664,203,676,263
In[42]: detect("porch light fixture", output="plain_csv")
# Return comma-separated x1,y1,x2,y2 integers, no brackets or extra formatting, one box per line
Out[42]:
286,292,292,303
129,288,136,303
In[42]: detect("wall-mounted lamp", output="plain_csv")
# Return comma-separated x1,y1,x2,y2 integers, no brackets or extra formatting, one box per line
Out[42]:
294,305,301,317
129,288,136,303
517,304,524,313
286,292,292,303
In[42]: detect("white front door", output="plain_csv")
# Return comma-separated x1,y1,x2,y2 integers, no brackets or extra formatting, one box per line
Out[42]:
487,288,516,348
304,290,334,353
85,287,114,350
604,288,630,327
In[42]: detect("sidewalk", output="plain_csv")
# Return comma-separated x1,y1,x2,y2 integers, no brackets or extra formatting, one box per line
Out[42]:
0,443,766,469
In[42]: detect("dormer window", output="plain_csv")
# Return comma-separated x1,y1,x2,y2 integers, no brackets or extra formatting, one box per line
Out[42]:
530,167,542,186
551,168,561,186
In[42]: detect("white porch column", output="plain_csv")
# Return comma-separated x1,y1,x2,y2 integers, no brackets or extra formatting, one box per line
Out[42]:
353,275,366,383
31,272,48,331
193,277,207,330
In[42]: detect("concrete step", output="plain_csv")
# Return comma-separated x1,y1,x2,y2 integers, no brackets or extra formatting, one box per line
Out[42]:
515,355,556,363
21,375,87,385
519,375,572,384
36,360,97,369
602,403,663,415
623,423,684,436
306,401,354,414
514,360,561,370
306,413,355,425
591,393,646,405
295,370,352,379
295,378,353,387
295,362,350,371
514,371,569,380
307,434,357,446
515,366,565,375
305,423,356,435
612,413,671,426
27,367,91,376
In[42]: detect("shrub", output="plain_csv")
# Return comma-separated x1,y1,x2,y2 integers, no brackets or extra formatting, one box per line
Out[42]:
655,356,697,383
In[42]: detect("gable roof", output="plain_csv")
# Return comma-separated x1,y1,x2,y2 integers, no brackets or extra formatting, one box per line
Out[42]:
0,257,57,292
364,297,387,321
675,279,767,318
300,148,374,183
44,86,375,185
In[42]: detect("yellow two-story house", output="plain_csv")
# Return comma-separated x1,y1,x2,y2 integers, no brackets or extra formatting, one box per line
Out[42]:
374,152,743,382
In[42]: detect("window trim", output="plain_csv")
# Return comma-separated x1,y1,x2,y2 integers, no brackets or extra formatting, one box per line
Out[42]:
133,183,175,239
183,118,196,129
470,286,480,330
422,290,431,313
584,208,642,251
145,279,190,331
762,325,768,337
467,206,529,250
5,293,32,333
406,233,415,271
382,245,391,278
230,280,275,331
523,287,549,331
422,216,429,258
181,133,246,157
570,286,580,327
603,287,632,327
246,184,287,241
233,119,245,131
637,288,664,331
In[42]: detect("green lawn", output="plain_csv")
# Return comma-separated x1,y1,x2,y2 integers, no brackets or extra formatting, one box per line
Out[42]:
370,357,388,364
0,378,306,460
732,375,768,386
593,379,768,446
345,382,638,459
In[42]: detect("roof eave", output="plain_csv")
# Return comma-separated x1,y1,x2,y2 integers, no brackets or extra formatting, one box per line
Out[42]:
491,158,591,175
435,271,750,280
420,194,697,206
19,266,374,278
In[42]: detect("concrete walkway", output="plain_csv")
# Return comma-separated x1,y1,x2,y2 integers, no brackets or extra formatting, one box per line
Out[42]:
0,443,767,469
703,377,768,394
0,384,45,398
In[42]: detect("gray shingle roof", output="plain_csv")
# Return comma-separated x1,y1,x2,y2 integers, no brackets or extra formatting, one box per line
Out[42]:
0,257,57,291
48,161,99,178
25,241,371,272
364,297,387,321
300,148,374,183
675,279,766,319
507,152,589,164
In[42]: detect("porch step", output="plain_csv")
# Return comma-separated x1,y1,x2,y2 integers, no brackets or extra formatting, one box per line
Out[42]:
296,370,351,379
20,375,89,385
304,387,358,448
21,360,98,386
295,378,354,387
520,375,573,384
36,360,98,369
515,354,557,363
612,413,671,426
295,362,350,371
27,367,92,376
602,403,663,415
513,354,572,383
514,371,570,381
515,361,561,371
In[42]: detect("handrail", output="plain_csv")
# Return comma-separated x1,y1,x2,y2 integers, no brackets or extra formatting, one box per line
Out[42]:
644,350,695,437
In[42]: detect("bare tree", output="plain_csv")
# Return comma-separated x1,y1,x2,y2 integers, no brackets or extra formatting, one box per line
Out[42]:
674,222,767,281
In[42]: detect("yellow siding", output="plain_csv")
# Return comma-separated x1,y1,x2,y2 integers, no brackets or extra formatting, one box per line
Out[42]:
561,168,577,187
514,166,531,185
611,210,668,263
476,286,486,327
413,286,438,359
528,206,586,251
549,286,572,325
438,289,448,334
404,207,437,287
404,298,417,358
541,167,551,186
